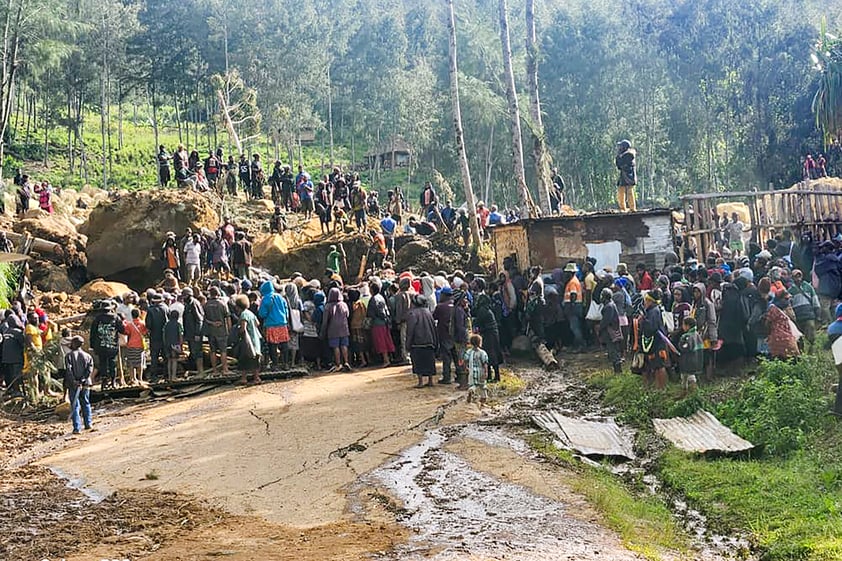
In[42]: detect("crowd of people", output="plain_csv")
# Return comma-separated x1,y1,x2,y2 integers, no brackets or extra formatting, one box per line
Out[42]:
9,140,842,435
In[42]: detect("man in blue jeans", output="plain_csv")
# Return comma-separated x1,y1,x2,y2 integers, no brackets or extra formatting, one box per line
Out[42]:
65,335,94,434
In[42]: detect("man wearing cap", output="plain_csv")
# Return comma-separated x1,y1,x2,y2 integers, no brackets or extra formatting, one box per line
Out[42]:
89,300,125,390
145,291,169,383
563,263,586,350
65,335,94,434
182,287,205,376
615,139,637,212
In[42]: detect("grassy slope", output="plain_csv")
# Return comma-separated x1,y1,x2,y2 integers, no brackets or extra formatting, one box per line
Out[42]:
587,345,842,561
6,109,427,201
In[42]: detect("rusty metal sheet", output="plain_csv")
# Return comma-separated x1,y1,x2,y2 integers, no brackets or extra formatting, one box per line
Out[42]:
652,410,754,454
533,411,635,460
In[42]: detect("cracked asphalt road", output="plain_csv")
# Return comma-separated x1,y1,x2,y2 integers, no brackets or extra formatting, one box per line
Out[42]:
41,365,476,526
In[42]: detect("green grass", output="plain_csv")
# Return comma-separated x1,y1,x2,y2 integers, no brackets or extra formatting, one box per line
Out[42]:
660,451,842,561
586,350,842,561
528,434,690,560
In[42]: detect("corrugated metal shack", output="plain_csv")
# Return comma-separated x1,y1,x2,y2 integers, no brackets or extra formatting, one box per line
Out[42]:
490,209,676,273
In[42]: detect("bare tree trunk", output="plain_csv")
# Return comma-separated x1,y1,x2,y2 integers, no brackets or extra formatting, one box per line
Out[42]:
117,81,123,150
485,124,494,203
327,64,334,169
100,65,108,189
42,89,48,166
0,0,22,179
67,88,73,173
174,93,183,144
446,0,482,248
525,0,551,215
498,0,533,217
216,88,242,155
150,85,159,153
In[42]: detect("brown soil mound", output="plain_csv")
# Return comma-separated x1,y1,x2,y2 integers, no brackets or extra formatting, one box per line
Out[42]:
12,212,86,251
77,279,132,301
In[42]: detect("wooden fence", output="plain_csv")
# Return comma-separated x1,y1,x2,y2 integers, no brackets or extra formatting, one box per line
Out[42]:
681,186,842,257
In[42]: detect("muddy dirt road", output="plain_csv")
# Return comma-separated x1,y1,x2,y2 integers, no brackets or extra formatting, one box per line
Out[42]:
3,362,700,561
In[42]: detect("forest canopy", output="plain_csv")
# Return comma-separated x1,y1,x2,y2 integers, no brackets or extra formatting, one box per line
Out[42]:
3,0,842,208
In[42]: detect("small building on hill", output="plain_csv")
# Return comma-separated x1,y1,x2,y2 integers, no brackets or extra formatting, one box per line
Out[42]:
365,138,412,169
489,209,676,273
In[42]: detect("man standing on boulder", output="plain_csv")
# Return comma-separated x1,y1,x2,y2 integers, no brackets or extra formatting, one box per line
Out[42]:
158,145,172,188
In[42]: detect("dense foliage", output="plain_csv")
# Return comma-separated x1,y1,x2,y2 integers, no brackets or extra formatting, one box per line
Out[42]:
5,0,842,207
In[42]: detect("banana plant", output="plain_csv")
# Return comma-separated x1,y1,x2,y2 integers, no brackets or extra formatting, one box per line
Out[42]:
812,18,842,143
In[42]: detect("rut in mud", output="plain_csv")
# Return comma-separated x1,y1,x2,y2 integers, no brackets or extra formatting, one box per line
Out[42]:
366,425,642,561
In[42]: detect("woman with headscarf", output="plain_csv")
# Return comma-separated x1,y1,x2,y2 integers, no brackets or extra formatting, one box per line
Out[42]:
691,282,718,378
283,283,302,365
406,294,438,387
497,271,518,354
420,275,436,313
670,285,692,344
598,288,624,373
368,283,394,366
717,281,746,363
473,293,502,382
348,288,370,367
766,290,800,360
321,287,351,372
452,290,470,388
639,290,667,389
235,294,262,385
300,289,325,369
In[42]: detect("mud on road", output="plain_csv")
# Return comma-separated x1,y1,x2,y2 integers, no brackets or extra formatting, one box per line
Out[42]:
1,357,737,561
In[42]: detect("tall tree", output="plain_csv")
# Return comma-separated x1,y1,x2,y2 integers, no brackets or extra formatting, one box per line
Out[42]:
525,0,552,214
497,0,534,217
446,0,482,248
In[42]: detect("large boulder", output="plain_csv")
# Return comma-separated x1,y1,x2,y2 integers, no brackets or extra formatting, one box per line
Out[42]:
253,234,290,272
77,279,132,301
30,260,75,293
80,190,219,289
12,211,87,251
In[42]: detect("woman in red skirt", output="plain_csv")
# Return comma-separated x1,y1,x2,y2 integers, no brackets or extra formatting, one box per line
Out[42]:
367,283,395,366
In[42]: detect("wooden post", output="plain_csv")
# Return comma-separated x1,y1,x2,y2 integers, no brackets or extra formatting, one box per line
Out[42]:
748,193,759,245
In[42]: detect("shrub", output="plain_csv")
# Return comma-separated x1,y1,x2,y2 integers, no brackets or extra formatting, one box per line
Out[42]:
715,357,830,456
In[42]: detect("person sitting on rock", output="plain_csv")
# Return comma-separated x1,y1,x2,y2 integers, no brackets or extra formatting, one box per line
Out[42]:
332,205,348,234
408,216,437,236
270,206,287,234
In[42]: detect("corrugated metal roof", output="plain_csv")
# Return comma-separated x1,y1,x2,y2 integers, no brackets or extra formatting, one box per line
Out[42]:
652,410,754,454
517,208,674,224
533,411,635,460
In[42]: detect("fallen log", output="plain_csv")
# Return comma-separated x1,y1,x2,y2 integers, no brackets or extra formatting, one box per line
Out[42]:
91,367,309,402
2,230,64,255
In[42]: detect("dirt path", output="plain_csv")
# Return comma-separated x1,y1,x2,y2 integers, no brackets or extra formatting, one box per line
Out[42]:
3,363,682,560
